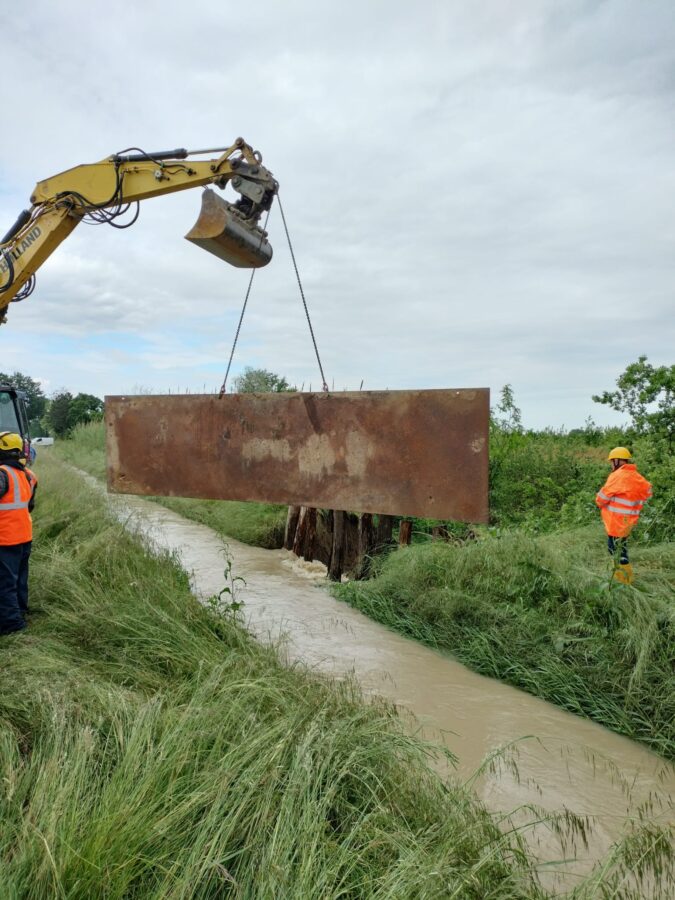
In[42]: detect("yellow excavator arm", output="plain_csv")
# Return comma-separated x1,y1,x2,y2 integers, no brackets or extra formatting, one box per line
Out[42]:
0,137,277,323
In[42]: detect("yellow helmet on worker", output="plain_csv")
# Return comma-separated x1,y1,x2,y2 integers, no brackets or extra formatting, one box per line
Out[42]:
0,431,27,465
607,446,632,461
0,432,24,453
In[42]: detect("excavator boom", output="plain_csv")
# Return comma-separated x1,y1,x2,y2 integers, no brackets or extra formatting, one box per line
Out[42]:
0,138,277,322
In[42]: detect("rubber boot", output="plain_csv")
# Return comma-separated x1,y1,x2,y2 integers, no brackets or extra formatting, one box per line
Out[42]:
613,563,634,585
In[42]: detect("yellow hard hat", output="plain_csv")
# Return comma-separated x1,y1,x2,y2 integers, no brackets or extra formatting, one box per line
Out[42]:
0,432,24,453
608,446,632,461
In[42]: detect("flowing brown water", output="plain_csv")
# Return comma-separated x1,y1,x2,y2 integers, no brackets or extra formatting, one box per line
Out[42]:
104,489,673,892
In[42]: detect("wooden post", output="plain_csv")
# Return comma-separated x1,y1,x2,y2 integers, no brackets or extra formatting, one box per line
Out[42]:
431,525,450,542
284,505,301,551
355,512,374,579
292,507,308,557
328,509,346,581
398,519,413,546
376,515,394,545
302,507,318,562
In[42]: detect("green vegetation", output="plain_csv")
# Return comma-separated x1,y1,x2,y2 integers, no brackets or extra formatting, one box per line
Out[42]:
336,387,675,758
46,389,103,437
53,419,106,478
593,355,674,452
0,368,104,438
334,528,675,758
232,366,296,393
0,454,553,898
158,496,287,549
487,417,673,542
18,396,674,893
0,371,47,435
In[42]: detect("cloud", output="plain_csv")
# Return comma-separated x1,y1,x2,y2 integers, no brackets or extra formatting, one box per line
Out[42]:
0,0,672,428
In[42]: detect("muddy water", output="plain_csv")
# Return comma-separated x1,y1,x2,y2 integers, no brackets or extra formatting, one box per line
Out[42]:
107,491,674,888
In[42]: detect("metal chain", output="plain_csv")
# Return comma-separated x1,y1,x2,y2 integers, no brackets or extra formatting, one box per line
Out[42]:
219,195,329,396
218,207,272,398
277,194,329,392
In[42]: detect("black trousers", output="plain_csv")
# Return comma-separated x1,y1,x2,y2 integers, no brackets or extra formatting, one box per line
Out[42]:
0,541,31,635
607,536,629,564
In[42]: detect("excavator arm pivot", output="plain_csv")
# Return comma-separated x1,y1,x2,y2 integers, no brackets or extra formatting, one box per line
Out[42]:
0,138,277,322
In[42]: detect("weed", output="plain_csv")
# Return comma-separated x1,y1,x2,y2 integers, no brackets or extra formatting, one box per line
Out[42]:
206,551,247,616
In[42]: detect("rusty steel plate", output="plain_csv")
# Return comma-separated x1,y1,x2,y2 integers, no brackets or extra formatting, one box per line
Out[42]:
105,389,489,522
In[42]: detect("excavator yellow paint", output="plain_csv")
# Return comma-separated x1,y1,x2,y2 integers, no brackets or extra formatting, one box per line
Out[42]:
185,189,272,268
0,138,276,319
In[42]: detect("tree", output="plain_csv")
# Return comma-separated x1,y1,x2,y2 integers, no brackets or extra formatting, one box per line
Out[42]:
233,367,295,393
0,371,47,422
45,390,103,436
68,393,104,428
47,391,73,437
492,384,523,434
593,356,674,452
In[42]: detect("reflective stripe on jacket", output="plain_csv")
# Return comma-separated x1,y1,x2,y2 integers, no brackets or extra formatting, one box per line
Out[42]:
0,465,37,545
595,464,652,538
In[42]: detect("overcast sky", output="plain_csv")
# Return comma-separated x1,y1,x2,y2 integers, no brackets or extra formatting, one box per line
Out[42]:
1,0,672,429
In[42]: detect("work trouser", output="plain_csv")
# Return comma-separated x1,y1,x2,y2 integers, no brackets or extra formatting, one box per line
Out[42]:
607,536,629,564
0,541,31,635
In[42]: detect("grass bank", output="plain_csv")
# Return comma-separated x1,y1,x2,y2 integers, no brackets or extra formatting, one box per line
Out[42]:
334,530,675,759
0,454,551,898
53,420,287,548
53,422,675,757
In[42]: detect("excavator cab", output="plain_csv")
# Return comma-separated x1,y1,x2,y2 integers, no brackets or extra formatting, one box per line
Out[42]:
185,188,273,268
0,385,32,461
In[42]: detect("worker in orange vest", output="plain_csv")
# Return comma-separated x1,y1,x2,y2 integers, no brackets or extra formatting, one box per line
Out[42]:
595,447,651,584
0,432,38,635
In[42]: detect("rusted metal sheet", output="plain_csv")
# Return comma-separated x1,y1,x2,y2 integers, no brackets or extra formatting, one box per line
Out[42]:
105,389,489,522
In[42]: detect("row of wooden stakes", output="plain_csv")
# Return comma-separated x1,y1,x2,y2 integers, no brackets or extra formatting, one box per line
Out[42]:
283,507,452,581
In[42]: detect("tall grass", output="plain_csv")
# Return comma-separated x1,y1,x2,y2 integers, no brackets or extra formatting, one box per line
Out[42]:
335,531,675,758
54,421,675,757
0,455,550,898
52,418,106,479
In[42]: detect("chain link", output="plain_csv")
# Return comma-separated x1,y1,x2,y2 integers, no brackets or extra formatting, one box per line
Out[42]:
218,207,271,398
219,194,329,396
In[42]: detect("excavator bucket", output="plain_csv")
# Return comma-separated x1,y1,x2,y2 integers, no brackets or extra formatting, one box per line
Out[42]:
185,189,272,268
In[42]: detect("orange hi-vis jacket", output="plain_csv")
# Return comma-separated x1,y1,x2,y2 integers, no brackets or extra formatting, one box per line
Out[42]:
0,465,38,546
595,464,652,538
